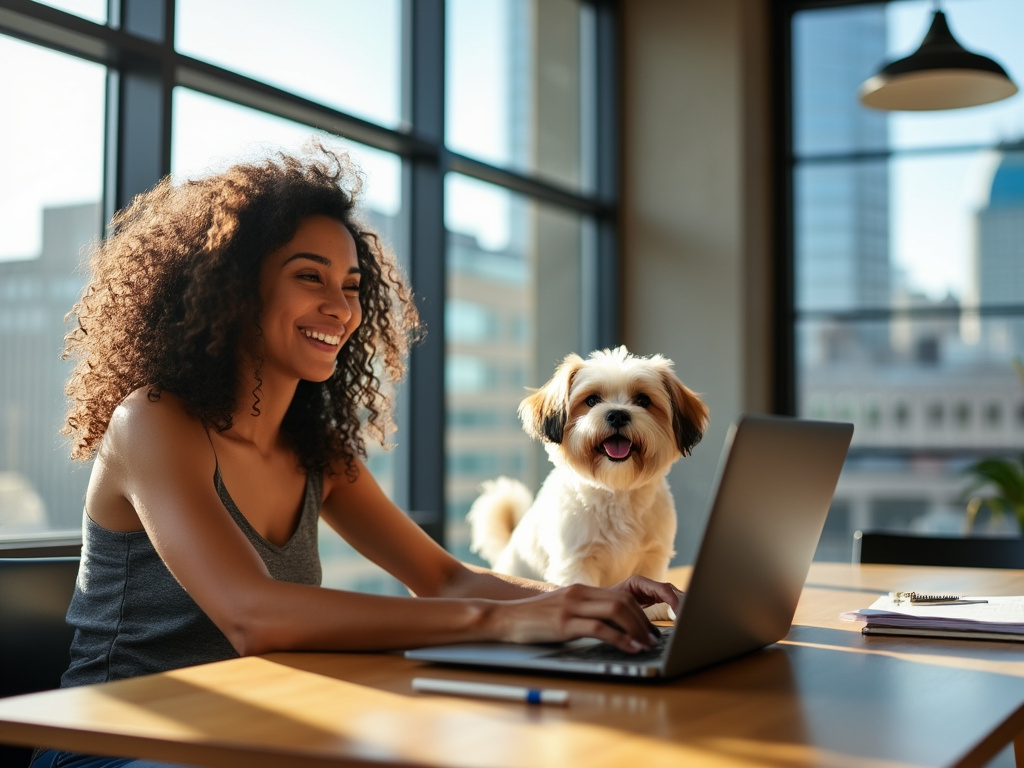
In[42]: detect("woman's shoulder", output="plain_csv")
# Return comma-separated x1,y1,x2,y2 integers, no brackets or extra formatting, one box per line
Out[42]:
105,387,207,453
90,388,215,528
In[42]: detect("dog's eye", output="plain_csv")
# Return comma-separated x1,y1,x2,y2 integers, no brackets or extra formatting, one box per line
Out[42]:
634,393,652,408
585,394,601,407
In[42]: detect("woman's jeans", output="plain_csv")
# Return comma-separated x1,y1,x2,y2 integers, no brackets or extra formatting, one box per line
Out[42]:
31,749,193,768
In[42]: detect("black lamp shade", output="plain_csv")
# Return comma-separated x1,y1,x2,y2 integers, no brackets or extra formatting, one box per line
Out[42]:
859,10,1018,111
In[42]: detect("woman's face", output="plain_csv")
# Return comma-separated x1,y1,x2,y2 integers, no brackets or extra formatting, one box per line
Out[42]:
256,215,362,384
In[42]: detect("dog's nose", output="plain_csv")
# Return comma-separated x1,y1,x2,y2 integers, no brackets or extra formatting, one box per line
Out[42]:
606,409,631,429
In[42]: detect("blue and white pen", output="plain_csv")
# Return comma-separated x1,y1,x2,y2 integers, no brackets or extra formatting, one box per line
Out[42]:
411,677,570,705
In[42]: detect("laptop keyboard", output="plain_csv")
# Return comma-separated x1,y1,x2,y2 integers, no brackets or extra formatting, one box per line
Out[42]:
545,627,671,664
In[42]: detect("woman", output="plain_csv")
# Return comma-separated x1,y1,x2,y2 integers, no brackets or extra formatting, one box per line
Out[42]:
32,144,679,767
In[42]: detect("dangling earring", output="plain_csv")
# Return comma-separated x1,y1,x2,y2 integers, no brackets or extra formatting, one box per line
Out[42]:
251,365,263,417
251,323,264,416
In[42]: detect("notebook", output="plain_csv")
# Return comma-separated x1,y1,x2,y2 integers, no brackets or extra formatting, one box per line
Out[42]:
406,414,854,679
843,594,1024,642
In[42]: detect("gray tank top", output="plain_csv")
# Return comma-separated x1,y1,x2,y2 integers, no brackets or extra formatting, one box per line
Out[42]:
61,468,322,687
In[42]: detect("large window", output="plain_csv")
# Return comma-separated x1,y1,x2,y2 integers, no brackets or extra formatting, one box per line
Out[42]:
0,33,105,544
444,174,587,560
0,1,618,588
783,0,1024,559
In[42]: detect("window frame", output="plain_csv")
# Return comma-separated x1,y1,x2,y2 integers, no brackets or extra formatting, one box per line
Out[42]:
774,0,1024,429
0,0,621,554
773,0,1024,559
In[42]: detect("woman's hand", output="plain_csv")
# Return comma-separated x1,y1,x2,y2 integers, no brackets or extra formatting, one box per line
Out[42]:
486,579,680,653
608,574,684,612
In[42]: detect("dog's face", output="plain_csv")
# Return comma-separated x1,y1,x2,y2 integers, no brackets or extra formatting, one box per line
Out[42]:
518,346,709,491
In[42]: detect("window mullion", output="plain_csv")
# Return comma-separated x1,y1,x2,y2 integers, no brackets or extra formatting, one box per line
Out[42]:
395,0,446,544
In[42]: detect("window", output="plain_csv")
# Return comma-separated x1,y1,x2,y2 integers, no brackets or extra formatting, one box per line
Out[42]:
0,2,618,587
175,0,403,128
446,0,595,191
33,1,106,24
444,173,587,561
783,0,1024,557
0,34,105,542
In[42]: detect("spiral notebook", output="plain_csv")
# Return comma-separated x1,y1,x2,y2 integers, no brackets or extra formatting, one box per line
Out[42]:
406,415,854,679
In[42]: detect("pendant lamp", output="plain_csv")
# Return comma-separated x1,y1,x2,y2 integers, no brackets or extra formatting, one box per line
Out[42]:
858,6,1018,111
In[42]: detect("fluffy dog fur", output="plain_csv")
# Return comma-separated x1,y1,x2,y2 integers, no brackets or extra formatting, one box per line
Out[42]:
468,346,709,619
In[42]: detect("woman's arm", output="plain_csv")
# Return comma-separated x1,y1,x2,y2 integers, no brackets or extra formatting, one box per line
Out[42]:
320,463,681,632
97,392,673,657
319,461,552,600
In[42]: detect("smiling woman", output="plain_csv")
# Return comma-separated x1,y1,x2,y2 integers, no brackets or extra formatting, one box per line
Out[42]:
34,142,681,768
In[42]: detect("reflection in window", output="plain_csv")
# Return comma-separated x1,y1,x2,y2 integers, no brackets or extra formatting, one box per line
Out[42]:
0,37,104,538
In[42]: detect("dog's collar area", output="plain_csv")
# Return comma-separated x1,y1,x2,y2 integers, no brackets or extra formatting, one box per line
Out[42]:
600,435,634,461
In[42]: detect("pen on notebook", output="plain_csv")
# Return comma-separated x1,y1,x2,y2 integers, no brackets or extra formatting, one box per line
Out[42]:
890,591,989,605
411,677,570,705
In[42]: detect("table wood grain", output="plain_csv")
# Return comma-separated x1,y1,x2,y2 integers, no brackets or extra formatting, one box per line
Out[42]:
3,563,1024,768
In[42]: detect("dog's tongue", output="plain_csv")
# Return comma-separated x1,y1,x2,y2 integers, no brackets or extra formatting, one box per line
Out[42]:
602,436,632,459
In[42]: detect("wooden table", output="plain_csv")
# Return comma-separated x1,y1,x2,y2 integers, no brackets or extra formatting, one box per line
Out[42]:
3,563,1024,768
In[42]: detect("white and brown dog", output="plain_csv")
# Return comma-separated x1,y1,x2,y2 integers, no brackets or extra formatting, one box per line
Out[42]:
468,346,709,619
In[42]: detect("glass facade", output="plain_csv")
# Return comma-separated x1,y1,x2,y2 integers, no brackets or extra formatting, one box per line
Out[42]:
789,0,1024,559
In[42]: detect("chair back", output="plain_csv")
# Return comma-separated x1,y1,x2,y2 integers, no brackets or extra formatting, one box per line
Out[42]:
0,556,79,765
0,557,79,697
854,531,1024,569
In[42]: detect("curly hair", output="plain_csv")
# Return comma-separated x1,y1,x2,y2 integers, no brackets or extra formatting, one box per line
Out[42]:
62,142,421,477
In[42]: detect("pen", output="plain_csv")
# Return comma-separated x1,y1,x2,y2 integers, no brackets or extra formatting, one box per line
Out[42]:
890,591,989,605
411,677,570,705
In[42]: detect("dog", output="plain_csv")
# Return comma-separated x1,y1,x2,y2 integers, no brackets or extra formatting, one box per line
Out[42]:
468,346,709,620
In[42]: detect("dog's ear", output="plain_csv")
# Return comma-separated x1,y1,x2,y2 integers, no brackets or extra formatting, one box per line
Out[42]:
518,353,585,444
662,371,709,457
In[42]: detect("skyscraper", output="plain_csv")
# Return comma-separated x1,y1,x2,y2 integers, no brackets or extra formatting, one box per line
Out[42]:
793,6,890,368
977,140,1024,360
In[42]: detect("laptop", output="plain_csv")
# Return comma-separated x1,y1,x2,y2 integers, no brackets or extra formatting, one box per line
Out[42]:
406,414,854,679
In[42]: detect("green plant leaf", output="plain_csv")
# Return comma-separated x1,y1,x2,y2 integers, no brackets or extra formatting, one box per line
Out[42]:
961,456,1024,505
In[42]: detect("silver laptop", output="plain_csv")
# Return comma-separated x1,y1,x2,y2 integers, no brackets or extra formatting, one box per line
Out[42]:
406,414,854,679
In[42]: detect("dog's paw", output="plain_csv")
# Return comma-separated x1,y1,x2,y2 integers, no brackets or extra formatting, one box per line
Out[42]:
644,602,676,622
